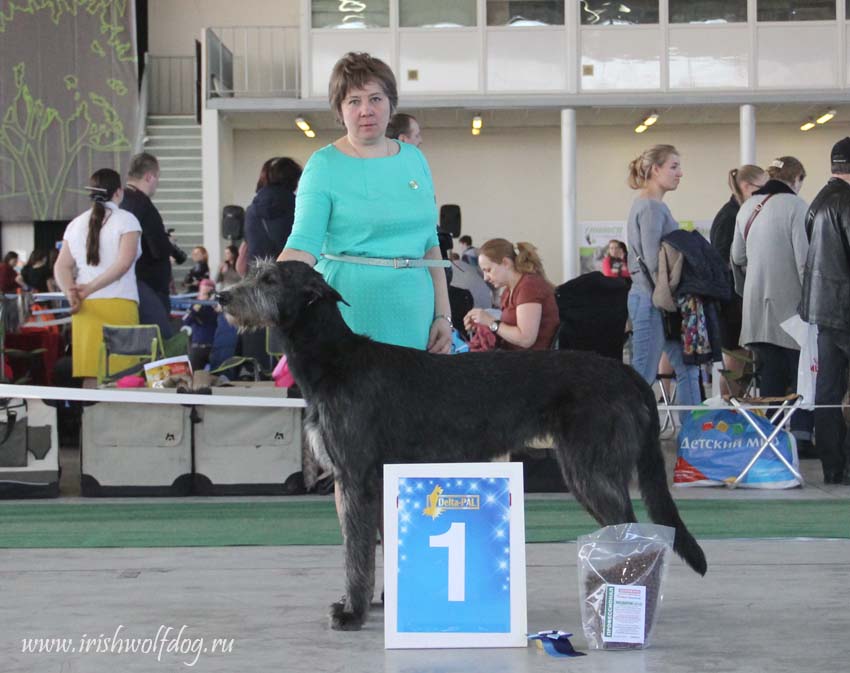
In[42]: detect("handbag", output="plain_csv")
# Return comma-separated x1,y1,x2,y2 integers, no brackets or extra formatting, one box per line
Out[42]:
661,309,682,341
636,254,682,341
0,399,28,467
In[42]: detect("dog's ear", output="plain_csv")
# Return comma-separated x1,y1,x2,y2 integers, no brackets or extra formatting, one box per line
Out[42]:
303,270,349,307
276,260,349,308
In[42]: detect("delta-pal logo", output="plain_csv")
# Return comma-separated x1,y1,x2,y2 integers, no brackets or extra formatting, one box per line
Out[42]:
422,485,480,519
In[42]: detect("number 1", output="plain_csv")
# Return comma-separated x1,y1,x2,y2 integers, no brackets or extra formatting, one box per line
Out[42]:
430,522,466,602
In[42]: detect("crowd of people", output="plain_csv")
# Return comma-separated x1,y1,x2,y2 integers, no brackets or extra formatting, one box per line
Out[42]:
4,50,848,487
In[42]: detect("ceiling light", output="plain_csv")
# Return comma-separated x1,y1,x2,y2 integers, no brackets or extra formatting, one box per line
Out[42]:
295,117,311,132
471,128,481,136
471,115,483,130
304,129,316,139
634,124,648,134
800,120,816,132
642,112,658,127
816,109,836,125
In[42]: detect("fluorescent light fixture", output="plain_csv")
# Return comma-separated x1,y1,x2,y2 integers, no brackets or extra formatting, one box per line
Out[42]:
643,112,658,127
471,128,481,136
634,124,648,134
304,129,316,139
471,115,483,130
800,120,816,132
816,109,836,125
295,117,311,132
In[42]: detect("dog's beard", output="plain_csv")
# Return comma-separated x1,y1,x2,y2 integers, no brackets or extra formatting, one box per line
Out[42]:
220,288,280,332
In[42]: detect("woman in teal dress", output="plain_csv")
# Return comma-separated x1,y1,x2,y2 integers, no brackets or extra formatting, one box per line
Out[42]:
278,52,452,353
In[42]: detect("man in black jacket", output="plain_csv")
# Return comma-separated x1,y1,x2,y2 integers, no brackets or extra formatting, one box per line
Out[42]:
800,137,850,484
121,152,184,339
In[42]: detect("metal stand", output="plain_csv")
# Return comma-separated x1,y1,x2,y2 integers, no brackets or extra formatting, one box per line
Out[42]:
725,395,805,488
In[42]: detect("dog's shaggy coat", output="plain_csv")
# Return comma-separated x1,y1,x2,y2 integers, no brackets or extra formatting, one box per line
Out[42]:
219,261,707,631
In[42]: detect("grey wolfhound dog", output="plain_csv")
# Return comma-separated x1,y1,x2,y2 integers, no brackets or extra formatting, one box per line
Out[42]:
219,260,707,631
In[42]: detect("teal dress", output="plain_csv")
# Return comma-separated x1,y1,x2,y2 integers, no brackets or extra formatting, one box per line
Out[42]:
286,141,440,349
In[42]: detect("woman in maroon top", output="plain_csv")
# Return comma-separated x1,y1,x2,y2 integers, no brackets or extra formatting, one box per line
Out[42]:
0,252,20,293
463,238,559,350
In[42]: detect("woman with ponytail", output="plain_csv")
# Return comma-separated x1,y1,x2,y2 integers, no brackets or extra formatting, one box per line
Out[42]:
709,164,767,393
54,168,142,385
625,144,702,412
463,238,559,350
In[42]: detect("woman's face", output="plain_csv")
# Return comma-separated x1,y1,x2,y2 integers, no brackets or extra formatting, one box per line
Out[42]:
192,248,204,263
225,248,235,263
339,80,391,145
651,154,683,192
607,242,624,258
478,254,512,289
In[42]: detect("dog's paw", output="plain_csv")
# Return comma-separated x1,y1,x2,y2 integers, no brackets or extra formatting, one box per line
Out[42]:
329,600,365,631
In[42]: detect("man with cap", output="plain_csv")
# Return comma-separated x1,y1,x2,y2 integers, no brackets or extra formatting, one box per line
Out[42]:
800,137,850,484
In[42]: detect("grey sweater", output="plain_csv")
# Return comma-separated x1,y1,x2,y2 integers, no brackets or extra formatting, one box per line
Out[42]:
626,197,680,294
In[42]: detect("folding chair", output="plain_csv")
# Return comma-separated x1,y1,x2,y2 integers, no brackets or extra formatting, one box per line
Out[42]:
718,348,758,398
724,393,805,489
265,326,285,362
97,324,164,384
0,299,47,384
656,372,677,436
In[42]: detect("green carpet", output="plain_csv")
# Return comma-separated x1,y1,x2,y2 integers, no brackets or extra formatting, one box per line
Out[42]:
0,500,848,549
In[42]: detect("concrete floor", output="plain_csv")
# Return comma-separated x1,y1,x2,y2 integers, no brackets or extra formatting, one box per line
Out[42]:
1,445,849,672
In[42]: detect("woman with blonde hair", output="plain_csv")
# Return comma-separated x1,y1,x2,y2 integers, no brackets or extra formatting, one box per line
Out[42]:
54,168,142,386
463,238,559,350
625,144,702,410
710,164,767,394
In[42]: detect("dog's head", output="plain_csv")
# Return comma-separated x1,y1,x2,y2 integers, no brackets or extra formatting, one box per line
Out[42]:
218,260,346,331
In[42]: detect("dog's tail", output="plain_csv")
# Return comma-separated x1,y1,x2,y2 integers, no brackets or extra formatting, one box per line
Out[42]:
636,384,708,576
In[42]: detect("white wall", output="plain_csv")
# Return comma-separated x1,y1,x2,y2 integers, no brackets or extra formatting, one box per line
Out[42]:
230,122,850,285
148,0,300,56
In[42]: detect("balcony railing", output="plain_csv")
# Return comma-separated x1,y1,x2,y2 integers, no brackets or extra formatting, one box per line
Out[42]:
206,26,300,100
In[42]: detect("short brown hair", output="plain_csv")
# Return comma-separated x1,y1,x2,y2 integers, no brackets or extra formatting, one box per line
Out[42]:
328,52,398,122
127,152,159,179
387,113,417,139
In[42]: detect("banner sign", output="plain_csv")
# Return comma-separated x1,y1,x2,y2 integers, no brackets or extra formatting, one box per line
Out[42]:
383,463,527,648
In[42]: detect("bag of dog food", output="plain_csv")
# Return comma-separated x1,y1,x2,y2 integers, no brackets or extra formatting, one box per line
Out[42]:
577,523,675,650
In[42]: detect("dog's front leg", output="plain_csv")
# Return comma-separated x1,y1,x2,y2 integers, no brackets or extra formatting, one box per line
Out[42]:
330,483,379,631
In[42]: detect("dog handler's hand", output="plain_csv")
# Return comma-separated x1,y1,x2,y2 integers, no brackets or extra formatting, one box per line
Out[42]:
427,317,452,354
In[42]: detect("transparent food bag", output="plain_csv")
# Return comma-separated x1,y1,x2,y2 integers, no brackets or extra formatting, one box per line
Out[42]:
577,523,675,650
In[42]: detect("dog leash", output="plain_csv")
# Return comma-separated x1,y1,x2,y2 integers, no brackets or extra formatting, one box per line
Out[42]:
323,253,450,269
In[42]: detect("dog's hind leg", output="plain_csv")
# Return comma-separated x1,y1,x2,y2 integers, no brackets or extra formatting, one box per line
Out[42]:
551,429,638,526
329,482,380,631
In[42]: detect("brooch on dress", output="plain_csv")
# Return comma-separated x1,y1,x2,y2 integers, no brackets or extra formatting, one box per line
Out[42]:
408,180,419,190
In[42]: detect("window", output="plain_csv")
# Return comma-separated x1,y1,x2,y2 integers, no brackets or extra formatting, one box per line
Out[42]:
311,0,390,29
487,1,565,26
400,0,476,27
757,0,836,21
580,0,659,25
669,0,747,23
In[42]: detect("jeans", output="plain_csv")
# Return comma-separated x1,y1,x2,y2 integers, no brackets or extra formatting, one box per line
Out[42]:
749,342,813,441
627,287,702,417
814,328,850,478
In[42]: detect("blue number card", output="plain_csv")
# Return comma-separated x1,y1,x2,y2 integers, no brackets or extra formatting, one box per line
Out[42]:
383,463,527,649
